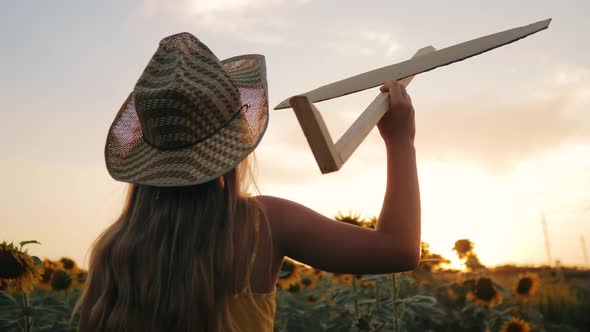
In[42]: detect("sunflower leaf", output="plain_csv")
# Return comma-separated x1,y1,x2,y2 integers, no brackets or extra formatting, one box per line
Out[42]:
0,304,23,321
394,295,437,305
32,305,70,316
20,240,41,248
0,318,22,330
32,256,43,266
0,291,18,306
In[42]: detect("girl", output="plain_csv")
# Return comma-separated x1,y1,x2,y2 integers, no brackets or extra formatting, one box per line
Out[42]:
75,32,420,331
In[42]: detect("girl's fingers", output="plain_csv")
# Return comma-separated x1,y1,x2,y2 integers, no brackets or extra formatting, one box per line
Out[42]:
380,81,404,102
380,80,399,93
387,81,404,104
400,84,411,102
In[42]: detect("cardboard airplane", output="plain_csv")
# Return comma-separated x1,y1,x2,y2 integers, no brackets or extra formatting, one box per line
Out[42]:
274,19,552,174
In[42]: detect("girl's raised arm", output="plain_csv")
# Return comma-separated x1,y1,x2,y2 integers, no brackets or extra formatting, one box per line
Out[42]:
258,81,421,274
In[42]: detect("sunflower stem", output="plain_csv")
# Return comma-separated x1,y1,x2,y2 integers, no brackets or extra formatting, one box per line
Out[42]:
521,297,530,314
65,289,70,305
352,276,359,316
391,274,400,332
22,293,32,332
374,281,380,313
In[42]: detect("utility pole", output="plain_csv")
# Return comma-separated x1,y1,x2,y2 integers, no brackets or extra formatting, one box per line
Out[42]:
541,213,553,266
581,235,589,268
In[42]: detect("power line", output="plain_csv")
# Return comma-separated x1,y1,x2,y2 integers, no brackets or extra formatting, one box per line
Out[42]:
541,213,552,266
581,235,589,267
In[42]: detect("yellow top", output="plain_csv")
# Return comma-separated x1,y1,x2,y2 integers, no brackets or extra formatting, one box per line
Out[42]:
227,289,276,331
224,214,276,331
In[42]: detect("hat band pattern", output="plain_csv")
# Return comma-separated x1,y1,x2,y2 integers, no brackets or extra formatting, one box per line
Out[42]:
141,104,250,150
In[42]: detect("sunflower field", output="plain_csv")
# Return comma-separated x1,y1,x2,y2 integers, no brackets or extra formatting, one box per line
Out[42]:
1,214,590,332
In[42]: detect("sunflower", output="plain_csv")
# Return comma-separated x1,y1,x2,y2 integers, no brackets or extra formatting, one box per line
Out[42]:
75,270,88,287
38,259,60,290
0,279,14,294
0,241,43,294
59,257,79,274
467,277,502,307
50,269,73,292
514,273,539,297
463,278,476,290
276,259,300,289
312,268,330,282
287,283,301,294
300,274,317,290
446,287,459,301
453,239,474,259
365,216,377,229
354,274,374,287
306,294,319,304
298,268,319,289
335,211,366,227
358,279,374,287
499,317,531,332
331,273,352,286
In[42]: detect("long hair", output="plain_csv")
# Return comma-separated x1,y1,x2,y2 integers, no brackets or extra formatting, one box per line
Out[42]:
74,154,267,331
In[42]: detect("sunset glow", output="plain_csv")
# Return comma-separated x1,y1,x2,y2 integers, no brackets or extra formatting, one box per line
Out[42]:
1,0,589,270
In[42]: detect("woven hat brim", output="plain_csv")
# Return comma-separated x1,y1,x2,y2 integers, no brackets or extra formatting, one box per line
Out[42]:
105,54,268,187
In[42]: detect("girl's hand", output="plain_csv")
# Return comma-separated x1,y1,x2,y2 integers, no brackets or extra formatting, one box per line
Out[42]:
377,81,415,145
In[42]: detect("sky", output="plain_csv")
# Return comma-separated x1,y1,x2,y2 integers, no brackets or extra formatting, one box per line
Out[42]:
1,0,589,269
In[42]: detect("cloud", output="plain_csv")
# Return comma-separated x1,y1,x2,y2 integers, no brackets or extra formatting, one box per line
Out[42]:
134,0,311,45
194,0,312,14
140,0,310,17
366,31,401,57
416,67,590,171
553,65,590,86
323,30,402,58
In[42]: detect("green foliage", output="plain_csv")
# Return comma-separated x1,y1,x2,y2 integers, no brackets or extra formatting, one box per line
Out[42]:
271,245,590,332
536,277,590,331
0,288,80,332
1,239,589,332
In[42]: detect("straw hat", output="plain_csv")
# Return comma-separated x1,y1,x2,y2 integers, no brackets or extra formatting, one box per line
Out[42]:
105,33,268,187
